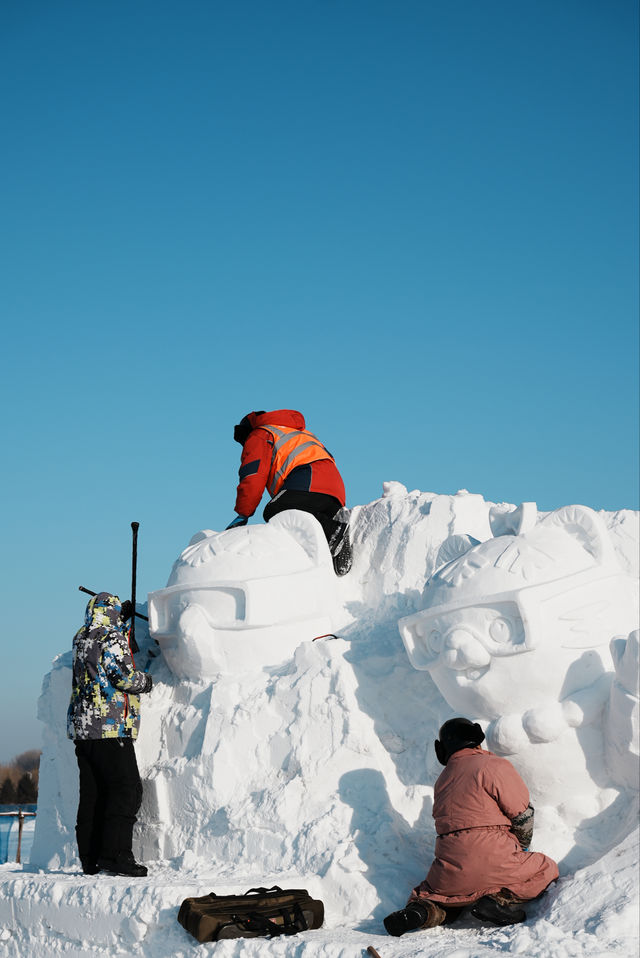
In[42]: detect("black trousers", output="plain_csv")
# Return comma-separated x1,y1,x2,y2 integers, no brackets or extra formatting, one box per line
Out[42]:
74,738,143,866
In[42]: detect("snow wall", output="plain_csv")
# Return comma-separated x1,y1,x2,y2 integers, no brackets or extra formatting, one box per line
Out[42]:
31,485,639,925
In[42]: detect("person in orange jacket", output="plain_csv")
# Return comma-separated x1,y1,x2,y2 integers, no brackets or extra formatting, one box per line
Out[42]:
226,409,352,575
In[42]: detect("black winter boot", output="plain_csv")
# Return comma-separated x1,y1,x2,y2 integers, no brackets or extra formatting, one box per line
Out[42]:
332,535,353,576
383,900,446,936
471,895,526,926
97,851,148,877
329,514,352,577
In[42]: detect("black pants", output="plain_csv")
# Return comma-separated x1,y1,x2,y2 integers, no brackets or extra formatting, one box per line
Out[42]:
74,738,143,867
263,489,343,547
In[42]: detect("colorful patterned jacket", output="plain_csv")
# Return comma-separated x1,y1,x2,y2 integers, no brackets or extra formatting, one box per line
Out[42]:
67,592,151,741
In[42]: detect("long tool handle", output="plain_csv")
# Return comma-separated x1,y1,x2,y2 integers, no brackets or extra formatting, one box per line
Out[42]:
78,586,148,621
131,522,139,648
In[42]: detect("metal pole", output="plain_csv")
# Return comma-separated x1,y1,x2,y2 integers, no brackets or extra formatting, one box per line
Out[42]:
131,522,139,650
16,809,23,864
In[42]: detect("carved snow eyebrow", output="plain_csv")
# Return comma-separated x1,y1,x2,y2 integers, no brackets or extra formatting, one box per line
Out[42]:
493,542,555,579
435,550,492,585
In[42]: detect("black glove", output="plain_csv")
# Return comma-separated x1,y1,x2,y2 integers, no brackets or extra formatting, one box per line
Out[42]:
226,515,248,529
141,673,153,693
120,599,133,623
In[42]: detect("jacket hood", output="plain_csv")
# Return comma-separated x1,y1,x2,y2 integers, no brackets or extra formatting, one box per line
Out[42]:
84,592,122,631
250,410,306,431
234,409,306,444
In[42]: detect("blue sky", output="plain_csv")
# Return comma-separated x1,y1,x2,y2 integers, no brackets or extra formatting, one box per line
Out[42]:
1,0,637,762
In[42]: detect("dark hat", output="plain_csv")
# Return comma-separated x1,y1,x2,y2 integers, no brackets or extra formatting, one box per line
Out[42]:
434,717,485,766
233,411,265,445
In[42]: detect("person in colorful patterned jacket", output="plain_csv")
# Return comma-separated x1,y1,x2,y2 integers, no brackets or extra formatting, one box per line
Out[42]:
227,408,352,575
67,592,153,877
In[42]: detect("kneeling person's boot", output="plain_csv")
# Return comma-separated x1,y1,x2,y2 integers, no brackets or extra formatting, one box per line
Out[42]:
471,894,526,926
383,900,446,937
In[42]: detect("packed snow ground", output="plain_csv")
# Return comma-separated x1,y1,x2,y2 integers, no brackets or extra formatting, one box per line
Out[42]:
1,486,638,958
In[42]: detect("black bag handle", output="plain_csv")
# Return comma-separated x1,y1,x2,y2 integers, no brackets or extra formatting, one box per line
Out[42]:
230,904,308,938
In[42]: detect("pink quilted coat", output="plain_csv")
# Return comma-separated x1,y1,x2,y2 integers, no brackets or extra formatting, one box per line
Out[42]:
410,747,559,906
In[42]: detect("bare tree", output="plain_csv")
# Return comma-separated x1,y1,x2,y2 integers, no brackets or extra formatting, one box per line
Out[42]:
14,751,41,773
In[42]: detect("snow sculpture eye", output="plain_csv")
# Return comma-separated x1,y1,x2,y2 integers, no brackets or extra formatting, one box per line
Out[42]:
489,617,513,644
429,630,443,654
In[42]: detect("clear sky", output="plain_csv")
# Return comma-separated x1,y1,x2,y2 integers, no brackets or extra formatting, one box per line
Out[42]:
1,0,638,762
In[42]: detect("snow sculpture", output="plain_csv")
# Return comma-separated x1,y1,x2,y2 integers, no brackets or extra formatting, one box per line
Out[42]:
399,504,639,821
25,486,639,950
148,510,338,679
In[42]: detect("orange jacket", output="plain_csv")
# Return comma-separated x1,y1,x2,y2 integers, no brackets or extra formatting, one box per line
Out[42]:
234,410,345,517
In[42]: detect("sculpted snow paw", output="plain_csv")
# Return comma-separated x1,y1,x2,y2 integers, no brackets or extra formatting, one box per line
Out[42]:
486,716,529,755
522,704,567,743
605,630,640,790
610,630,640,698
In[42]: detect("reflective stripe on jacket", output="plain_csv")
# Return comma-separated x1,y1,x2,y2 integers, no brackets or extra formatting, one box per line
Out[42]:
260,424,336,497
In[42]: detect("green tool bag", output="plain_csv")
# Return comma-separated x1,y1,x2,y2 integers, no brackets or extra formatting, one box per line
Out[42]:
178,884,325,943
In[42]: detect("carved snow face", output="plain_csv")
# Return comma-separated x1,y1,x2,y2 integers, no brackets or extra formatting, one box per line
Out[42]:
399,506,637,720
148,510,337,679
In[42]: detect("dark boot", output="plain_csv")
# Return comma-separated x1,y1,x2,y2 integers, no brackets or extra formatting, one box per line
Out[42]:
80,858,99,875
471,894,526,926
328,510,353,576
494,887,526,906
332,534,353,576
97,851,148,877
383,900,446,936
442,904,464,925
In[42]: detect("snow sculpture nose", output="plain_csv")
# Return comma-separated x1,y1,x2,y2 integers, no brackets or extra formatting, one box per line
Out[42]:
443,629,491,670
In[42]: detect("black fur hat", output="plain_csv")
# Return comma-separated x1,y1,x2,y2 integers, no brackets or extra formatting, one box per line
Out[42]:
434,717,485,766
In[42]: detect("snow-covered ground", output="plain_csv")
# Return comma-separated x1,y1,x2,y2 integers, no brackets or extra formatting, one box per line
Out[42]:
1,486,638,958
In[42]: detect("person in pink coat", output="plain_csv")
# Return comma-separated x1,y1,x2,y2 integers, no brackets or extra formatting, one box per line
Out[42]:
384,718,559,935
